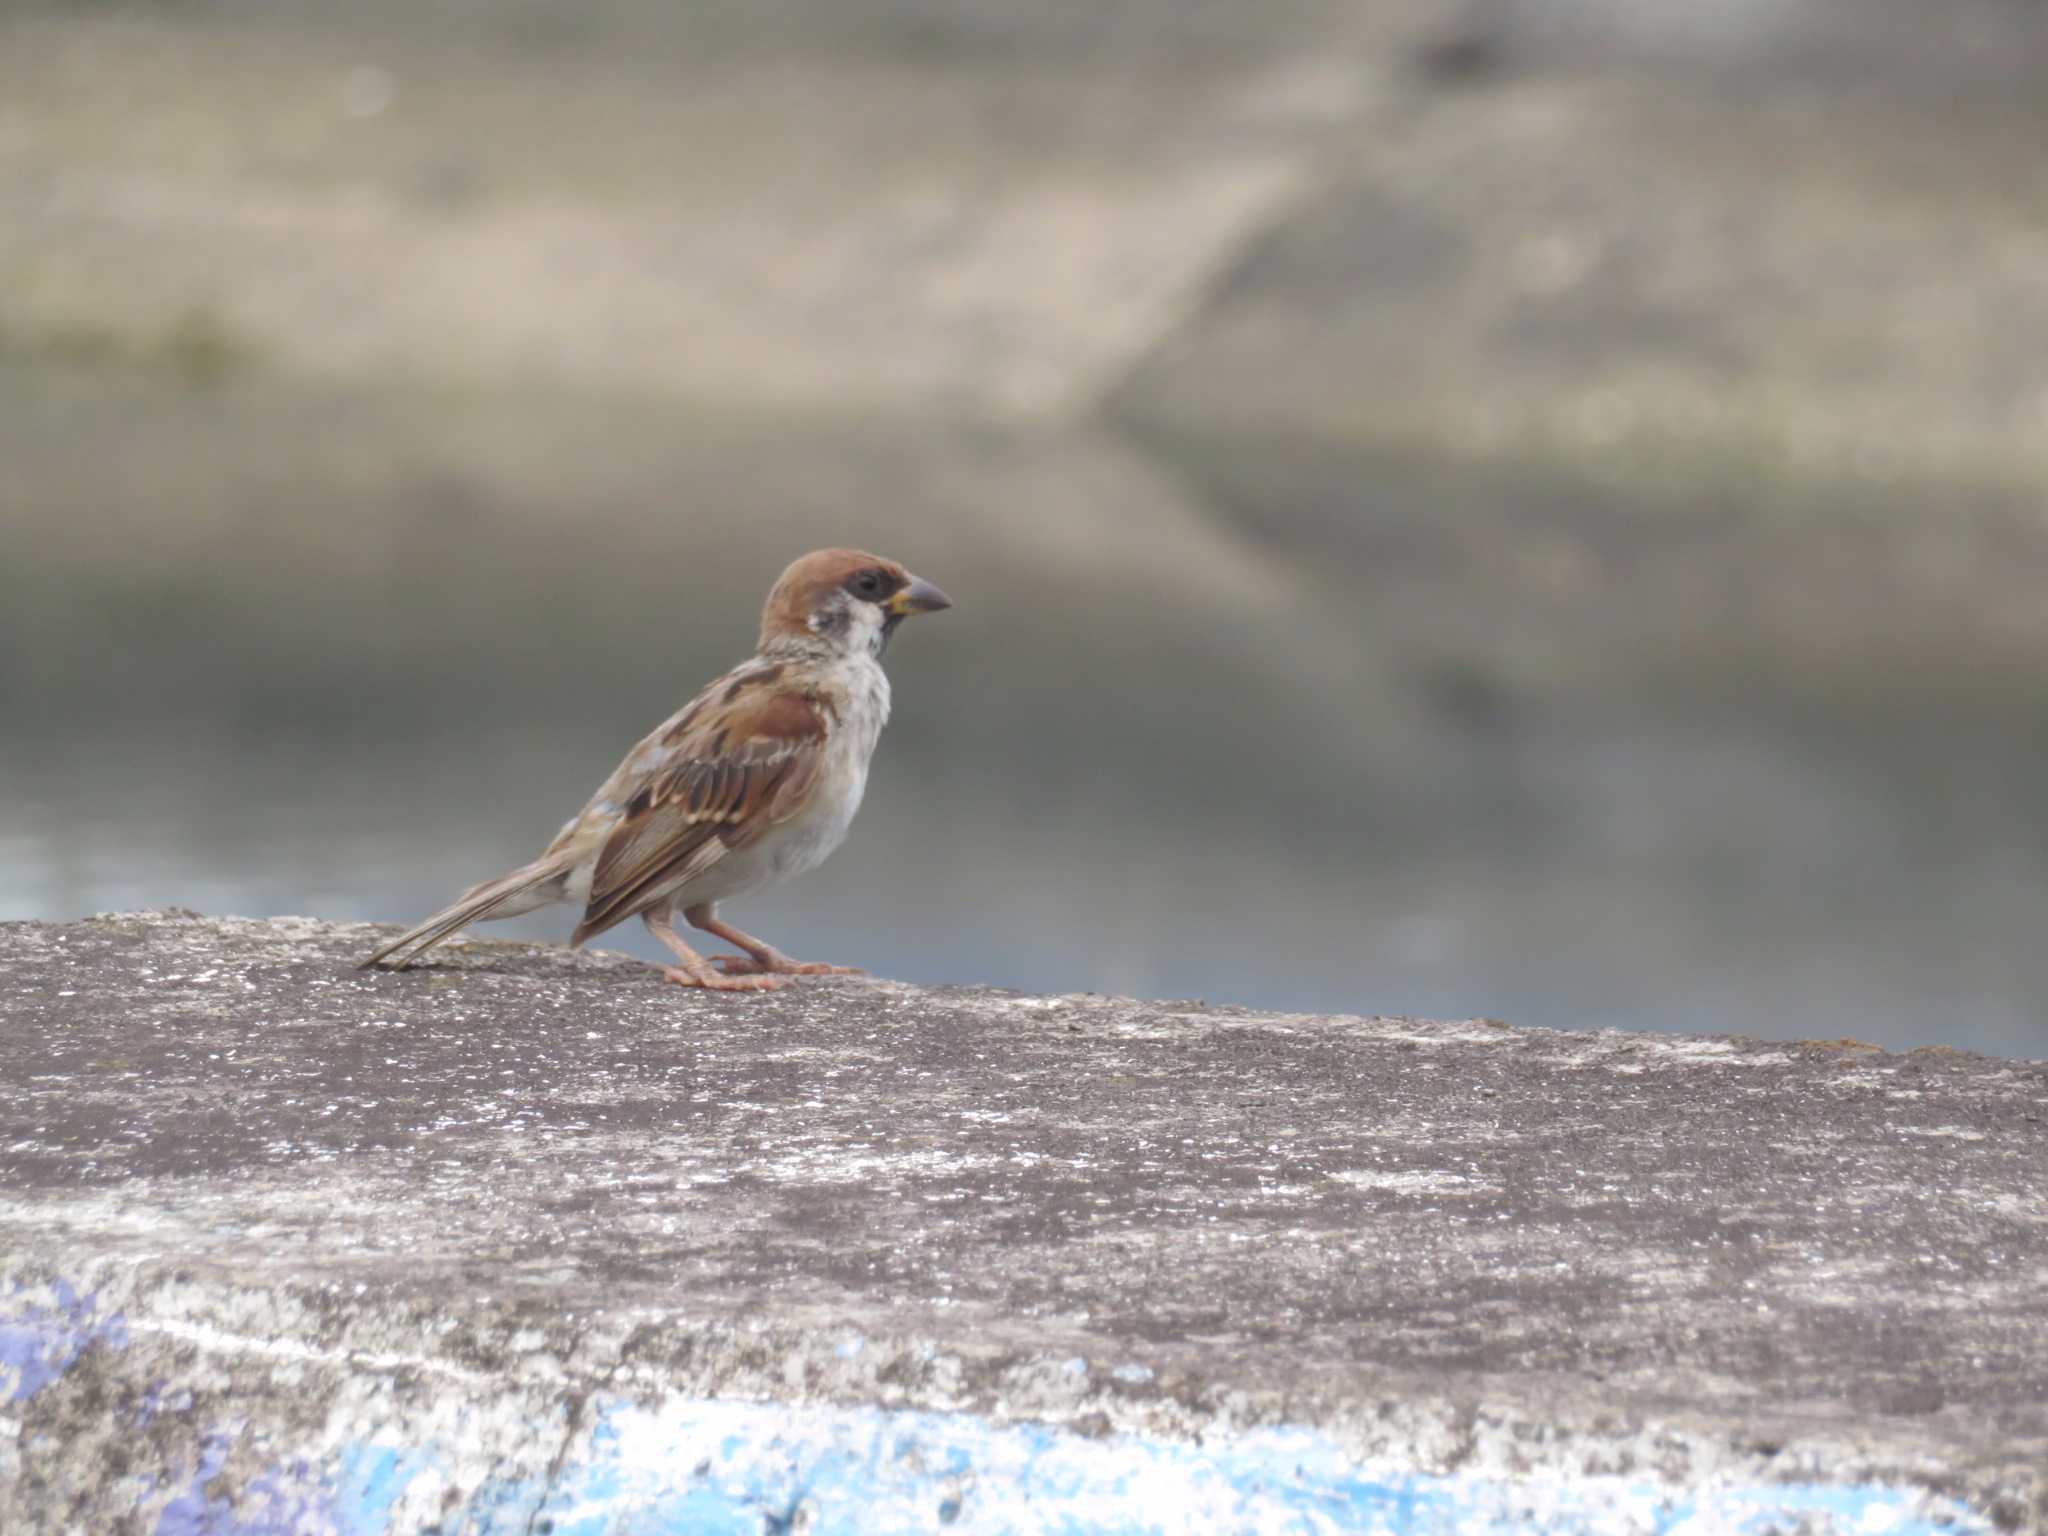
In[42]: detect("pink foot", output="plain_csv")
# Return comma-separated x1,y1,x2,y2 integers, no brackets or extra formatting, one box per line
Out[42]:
709,953,864,978
661,963,787,993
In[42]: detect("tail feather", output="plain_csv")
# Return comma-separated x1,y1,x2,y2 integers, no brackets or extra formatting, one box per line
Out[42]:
359,854,577,971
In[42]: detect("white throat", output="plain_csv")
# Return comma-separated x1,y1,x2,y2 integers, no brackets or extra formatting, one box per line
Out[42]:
807,594,893,659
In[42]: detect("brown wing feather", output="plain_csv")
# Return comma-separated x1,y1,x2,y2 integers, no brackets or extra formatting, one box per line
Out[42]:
570,681,831,944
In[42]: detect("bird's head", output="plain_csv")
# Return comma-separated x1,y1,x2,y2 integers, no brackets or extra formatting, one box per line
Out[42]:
759,547,953,658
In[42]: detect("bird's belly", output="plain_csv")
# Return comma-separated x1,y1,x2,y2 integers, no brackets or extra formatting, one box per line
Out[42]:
769,760,868,879
681,760,868,906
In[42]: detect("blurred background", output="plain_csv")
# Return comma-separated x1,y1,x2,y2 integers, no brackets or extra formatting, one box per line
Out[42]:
6,0,2048,1054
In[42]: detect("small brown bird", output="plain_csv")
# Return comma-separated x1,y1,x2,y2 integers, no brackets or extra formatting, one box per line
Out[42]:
361,548,952,990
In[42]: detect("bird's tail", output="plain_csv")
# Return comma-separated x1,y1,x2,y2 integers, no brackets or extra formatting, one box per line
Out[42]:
358,852,578,971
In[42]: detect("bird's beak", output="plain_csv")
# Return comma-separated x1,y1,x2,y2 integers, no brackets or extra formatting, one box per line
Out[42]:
887,576,953,617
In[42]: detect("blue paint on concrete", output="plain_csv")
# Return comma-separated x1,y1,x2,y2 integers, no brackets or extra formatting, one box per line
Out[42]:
331,1445,434,1536
0,1290,1987,1533
151,1433,334,1536
149,1435,373,1536
144,1437,440,1536
150,1432,314,1536
0,1277,127,1402
489,1397,1979,1536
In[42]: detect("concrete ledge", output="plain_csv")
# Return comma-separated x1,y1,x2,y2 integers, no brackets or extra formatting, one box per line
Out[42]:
3,912,2044,1533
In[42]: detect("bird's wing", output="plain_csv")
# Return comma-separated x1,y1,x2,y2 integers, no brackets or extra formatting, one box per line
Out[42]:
569,670,831,944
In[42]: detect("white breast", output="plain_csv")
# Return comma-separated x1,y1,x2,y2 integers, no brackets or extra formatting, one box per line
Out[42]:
684,654,891,904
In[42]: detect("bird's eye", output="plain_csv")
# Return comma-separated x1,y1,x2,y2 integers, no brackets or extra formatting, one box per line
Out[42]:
851,569,885,600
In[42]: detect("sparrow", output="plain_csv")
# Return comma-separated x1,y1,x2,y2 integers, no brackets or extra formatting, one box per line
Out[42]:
360,548,952,991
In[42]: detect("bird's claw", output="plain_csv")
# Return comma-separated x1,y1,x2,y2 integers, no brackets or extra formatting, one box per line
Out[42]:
662,964,787,993
709,954,863,977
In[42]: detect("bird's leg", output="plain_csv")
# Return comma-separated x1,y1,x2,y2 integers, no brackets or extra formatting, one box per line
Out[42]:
643,908,787,992
683,903,864,977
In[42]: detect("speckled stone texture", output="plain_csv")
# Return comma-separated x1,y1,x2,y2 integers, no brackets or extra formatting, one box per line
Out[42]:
1,911,2044,1532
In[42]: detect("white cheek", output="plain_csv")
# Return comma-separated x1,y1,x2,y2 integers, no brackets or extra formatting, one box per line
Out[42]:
820,604,885,657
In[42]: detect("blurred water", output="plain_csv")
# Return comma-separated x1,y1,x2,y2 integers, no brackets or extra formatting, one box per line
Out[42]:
6,376,2048,1056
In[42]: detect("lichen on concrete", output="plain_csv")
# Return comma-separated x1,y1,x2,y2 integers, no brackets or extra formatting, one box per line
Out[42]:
1,912,2044,1532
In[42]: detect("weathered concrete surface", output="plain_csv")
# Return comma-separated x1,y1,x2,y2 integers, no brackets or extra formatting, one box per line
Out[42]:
2,912,2045,1532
